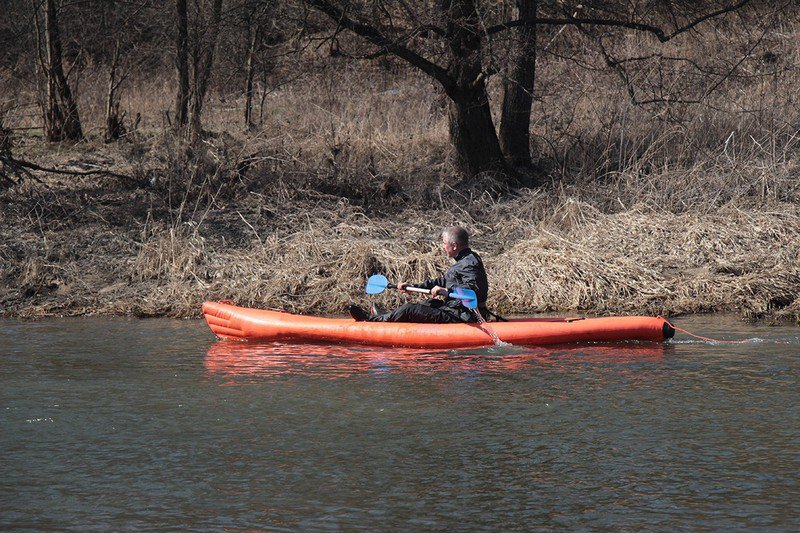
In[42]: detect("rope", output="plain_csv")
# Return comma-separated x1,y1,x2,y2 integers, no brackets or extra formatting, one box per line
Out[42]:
661,317,786,344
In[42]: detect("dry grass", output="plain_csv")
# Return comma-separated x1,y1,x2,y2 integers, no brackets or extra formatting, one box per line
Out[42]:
492,197,799,317
2,16,800,321
98,186,797,320
2,164,799,320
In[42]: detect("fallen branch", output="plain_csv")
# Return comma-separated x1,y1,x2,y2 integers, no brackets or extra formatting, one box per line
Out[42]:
0,154,142,186
0,156,45,188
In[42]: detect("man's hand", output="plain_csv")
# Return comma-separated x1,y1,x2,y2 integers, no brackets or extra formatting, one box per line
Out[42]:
397,282,409,292
430,285,446,297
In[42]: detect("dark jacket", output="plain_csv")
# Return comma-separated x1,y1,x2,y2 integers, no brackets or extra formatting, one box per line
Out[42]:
416,248,488,311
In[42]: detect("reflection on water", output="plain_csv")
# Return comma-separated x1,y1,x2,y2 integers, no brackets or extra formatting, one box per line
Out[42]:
204,340,668,382
1,315,799,531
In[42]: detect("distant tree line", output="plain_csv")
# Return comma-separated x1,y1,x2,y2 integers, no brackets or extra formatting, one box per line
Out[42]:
1,0,787,186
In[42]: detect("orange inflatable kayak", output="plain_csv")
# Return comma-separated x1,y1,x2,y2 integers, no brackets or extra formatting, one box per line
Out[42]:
202,301,674,348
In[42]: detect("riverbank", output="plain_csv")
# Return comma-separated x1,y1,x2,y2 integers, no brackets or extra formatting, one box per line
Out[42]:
4,1,800,321
2,134,798,321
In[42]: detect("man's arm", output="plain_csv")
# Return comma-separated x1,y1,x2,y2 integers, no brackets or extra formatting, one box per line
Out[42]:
455,265,481,292
397,275,448,297
415,274,446,291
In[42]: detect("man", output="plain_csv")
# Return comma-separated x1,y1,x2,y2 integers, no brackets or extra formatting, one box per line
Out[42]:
349,226,488,323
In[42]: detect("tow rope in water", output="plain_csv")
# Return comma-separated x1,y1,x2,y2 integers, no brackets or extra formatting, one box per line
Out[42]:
660,317,789,344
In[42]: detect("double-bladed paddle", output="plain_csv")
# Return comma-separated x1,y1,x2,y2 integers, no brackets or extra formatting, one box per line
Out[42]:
365,274,478,309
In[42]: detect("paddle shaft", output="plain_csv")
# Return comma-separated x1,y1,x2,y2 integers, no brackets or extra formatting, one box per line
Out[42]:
390,284,447,298
404,286,433,295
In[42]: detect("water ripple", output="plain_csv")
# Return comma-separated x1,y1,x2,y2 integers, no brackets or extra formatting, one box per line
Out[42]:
1,317,798,530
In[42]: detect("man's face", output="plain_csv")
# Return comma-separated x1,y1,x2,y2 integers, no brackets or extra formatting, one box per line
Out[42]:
442,237,458,259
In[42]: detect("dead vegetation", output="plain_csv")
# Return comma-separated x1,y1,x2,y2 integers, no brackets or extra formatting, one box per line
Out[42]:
2,154,798,320
2,13,800,321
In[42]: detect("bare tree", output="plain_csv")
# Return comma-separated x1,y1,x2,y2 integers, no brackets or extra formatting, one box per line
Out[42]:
35,0,83,142
219,0,299,130
173,0,224,141
303,0,755,185
499,0,537,171
105,38,125,142
175,0,190,128
188,0,224,141
241,1,281,130
307,0,510,180
244,18,260,130
69,0,163,142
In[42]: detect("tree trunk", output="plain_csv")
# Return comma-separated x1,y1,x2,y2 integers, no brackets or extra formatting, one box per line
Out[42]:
448,87,508,178
43,0,83,142
105,40,124,142
189,0,224,142
499,0,537,170
174,0,190,128
443,0,509,178
244,23,259,130
306,0,513,181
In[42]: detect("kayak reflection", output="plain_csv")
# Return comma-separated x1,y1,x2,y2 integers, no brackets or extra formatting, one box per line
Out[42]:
204,340,668,382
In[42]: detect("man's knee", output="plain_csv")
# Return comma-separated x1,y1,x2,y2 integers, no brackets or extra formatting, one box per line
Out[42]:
387,303,421,322
371,302,465,324
368,302,414,322
399,303,459,324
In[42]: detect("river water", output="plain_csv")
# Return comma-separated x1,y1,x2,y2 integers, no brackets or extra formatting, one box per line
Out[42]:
1,315,798,530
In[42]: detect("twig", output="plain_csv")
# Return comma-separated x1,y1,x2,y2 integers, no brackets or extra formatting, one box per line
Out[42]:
237,210,263,244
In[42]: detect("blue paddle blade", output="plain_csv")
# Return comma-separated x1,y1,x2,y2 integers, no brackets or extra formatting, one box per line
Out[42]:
449,287,478,309
366,274,389,295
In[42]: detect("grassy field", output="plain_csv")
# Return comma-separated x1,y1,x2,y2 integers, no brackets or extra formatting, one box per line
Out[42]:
2,27,799,321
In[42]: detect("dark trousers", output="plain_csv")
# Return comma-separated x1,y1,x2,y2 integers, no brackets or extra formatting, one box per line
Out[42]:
367,301,471,323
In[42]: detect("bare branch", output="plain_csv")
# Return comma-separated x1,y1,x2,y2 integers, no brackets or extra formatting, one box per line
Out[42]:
304,0,453,91
485,1,754,42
